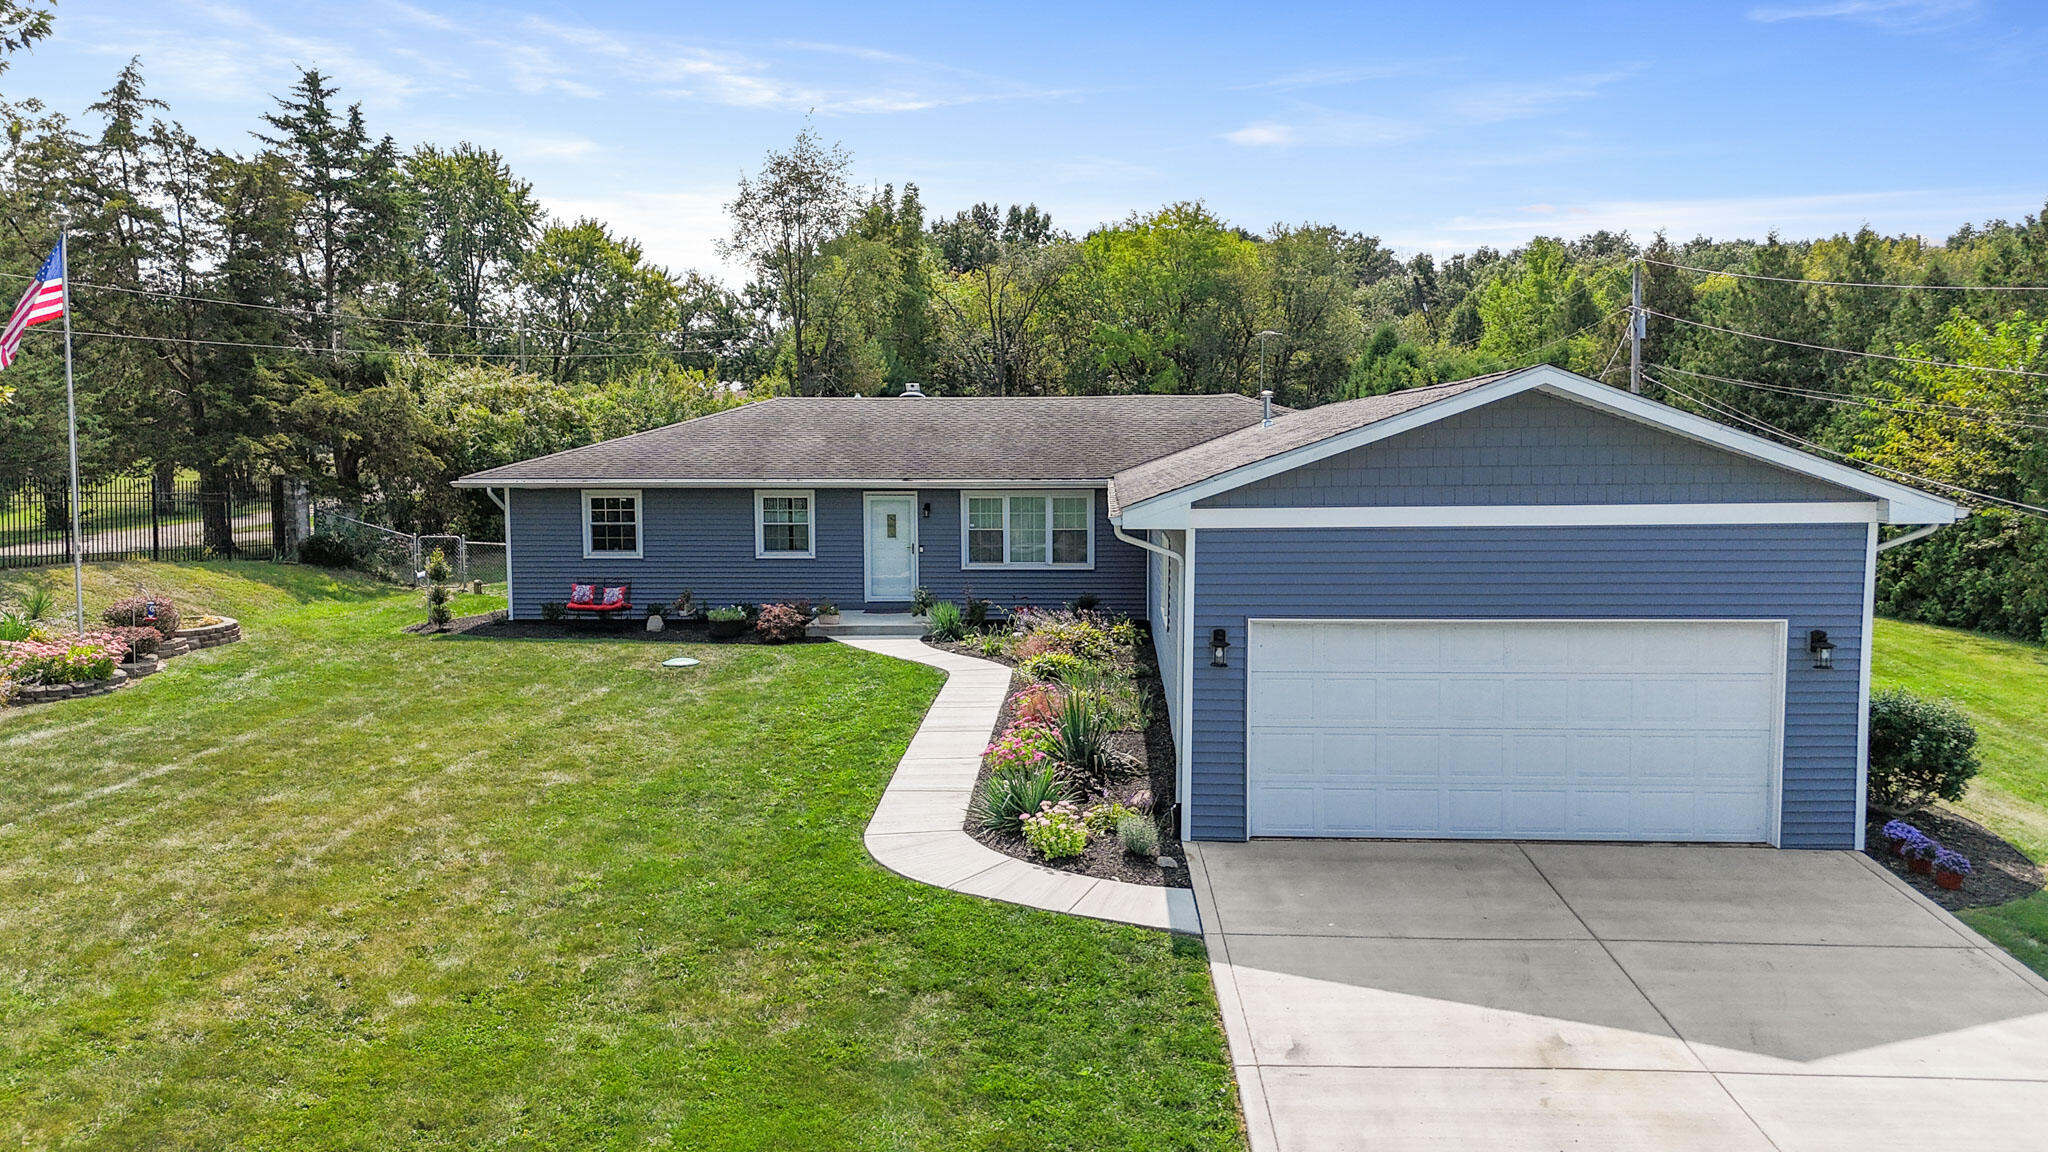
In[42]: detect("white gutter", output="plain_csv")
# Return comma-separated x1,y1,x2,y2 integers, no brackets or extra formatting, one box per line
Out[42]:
1877,522,1944,553
1111,521,1177,567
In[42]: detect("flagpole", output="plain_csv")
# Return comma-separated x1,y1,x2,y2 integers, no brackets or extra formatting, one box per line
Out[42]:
60,227,83,634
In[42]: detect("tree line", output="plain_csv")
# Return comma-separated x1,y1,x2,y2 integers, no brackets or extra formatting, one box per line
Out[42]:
0,40,2043,639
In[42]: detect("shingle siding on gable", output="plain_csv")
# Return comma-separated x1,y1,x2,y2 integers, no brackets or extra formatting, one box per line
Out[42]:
1195,391,1858,508
1187,523,1869,849
506,486,1147,620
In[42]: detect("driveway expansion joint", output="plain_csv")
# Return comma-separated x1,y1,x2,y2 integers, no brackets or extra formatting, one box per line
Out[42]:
837,635,1200,936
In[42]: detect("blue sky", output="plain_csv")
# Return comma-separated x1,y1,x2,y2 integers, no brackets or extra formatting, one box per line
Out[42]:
10,0,2047,279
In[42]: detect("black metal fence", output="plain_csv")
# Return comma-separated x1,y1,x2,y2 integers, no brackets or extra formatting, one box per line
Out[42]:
0,475,283,568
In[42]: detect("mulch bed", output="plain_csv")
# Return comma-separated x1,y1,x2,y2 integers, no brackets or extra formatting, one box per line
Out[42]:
925,635,1189,889
1863,806,2044,912
408,612,821,645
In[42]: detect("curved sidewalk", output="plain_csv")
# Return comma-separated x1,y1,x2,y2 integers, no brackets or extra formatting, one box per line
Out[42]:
839,636,1201,935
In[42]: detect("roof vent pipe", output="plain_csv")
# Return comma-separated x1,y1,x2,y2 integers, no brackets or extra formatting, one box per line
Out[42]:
901,381,925,398
1259,389,1273,427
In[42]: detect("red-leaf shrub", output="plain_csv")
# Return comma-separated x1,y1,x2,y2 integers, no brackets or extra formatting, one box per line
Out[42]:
755,602,811,643
1010,683,1066,726
109,625,161,659
101,595,180,639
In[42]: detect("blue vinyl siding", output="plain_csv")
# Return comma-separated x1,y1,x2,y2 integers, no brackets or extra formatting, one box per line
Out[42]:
1198,391,1856,508
507,485,1146,619
1188,524,1871,849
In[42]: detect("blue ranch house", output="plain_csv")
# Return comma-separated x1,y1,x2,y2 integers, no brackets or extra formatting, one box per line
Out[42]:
456,366,1957,851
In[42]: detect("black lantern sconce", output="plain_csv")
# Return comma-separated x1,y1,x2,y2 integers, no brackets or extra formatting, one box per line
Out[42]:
921,501,932,519
1807,629,1835,670
1210,628,1233,667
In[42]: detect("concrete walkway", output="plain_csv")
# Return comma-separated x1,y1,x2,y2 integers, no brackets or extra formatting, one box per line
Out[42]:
839,636,1201,934
1189,840,2048,1152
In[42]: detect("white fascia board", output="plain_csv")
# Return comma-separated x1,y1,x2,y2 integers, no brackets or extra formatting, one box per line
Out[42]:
1114,371,1543,525
1527,371,1961,525
452,477,1109,490
1183,502,1880,529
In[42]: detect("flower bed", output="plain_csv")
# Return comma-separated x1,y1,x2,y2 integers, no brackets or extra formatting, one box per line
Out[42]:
929,604,1187,888
1864,808,2042,911
173,615,242,649
2,596,231,707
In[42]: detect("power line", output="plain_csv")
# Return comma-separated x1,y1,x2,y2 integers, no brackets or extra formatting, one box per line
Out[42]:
1475,306,1628,375
1643,258,2048,294
34,326,732,362
1646,309,2048,382
1648,362,2048,430
1645,373,2048,520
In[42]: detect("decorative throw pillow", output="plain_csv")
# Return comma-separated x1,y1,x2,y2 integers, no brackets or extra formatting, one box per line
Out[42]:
601,585,627,606
569,583,597,604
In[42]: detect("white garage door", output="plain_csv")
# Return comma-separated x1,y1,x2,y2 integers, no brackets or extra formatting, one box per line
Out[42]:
1246,619,1784,842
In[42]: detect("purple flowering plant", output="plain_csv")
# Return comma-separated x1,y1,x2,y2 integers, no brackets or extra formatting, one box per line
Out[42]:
1934,848,1973,876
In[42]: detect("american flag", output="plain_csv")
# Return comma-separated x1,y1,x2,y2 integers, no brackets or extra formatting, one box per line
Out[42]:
0,239,66,370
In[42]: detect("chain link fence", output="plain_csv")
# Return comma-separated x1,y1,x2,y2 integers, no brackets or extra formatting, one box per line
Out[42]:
310,507,506,588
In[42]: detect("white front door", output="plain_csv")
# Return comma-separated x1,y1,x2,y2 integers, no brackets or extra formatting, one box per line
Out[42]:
864,494,917,602
1245,619,1785,842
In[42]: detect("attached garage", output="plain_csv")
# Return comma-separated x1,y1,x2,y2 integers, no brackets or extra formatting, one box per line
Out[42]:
1245,619,1783,841
1109,365,1963,850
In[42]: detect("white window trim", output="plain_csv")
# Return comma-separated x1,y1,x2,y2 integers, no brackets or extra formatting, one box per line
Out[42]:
959,489,1096,570
581,488,642,560
754,488,817,559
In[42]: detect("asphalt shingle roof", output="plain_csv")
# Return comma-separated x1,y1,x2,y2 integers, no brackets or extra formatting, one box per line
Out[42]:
1105,371,1521,514
455,393,1275,486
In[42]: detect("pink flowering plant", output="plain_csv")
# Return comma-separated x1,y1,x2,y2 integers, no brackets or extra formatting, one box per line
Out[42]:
0,632,122,684
1020,799,1088,860
984,719,1058,774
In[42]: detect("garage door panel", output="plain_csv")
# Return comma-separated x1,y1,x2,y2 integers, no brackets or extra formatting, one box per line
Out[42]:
1446,789,1506,833
1312,676,1376,721
1381,678,1443,723
1248,620,1780,842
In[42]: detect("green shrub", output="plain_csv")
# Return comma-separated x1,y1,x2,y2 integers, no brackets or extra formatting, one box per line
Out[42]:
911,586,936,617
1116,812,1160,857
1868,687,1981,810
539,601,565,622
424,548,454,631
102,594,181,639
1061,662,1151,730
1019,651,1091,682
0,611,32,643
963,597,992,629
1084,800,1140,834
972,765,1075,835
1021,801,1088,860
973,631,1012,660
926,600,966,641
299,531,367,570
1054,690,1115,779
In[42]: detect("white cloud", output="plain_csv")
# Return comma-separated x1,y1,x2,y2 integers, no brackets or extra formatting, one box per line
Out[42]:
1439,72,1632,124
1383,187,2040,255
1747,1,1979,30
538,190,739,281
1225,122,1300,147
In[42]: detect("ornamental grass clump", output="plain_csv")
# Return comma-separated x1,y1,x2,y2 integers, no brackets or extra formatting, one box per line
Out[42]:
972,764,1074,835
926,600,965,642
1116,812,1160,857
1020,800,1088,860
1053,690,1115,781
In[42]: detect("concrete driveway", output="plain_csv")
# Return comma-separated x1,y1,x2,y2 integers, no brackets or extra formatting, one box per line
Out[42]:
1186,841,2048,1152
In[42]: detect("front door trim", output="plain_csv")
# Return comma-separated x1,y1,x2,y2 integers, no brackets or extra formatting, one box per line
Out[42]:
863,491,919,604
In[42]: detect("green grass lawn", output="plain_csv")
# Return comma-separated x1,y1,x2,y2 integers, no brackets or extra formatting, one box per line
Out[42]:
1873,617,2048,976
0,562,1239,1151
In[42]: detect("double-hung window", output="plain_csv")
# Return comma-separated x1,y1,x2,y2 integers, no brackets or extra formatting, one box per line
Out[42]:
755,489,815,558
582,489,641,559
961,491,1094,569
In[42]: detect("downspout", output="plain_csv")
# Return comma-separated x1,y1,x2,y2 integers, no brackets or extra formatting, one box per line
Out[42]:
483,486,508,514
1113,519,1190,839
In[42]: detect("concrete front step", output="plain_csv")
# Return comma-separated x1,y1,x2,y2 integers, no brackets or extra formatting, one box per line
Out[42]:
808,611,928,639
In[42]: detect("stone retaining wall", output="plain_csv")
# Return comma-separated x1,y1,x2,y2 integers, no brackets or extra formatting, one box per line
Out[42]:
4,617,238,707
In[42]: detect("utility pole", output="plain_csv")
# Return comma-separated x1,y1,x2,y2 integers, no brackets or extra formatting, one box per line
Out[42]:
1629,262,1644,395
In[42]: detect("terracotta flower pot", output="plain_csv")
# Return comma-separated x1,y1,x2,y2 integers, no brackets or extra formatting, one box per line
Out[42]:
1935,869,1965,891
1909,857,1934,875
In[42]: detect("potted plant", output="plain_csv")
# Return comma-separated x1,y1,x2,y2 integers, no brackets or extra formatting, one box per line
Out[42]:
1881,819,1925,856
706,604,749,639
815,599,840,625
670,591,698,621
1904,836,1938,875
1934,848,1973,890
